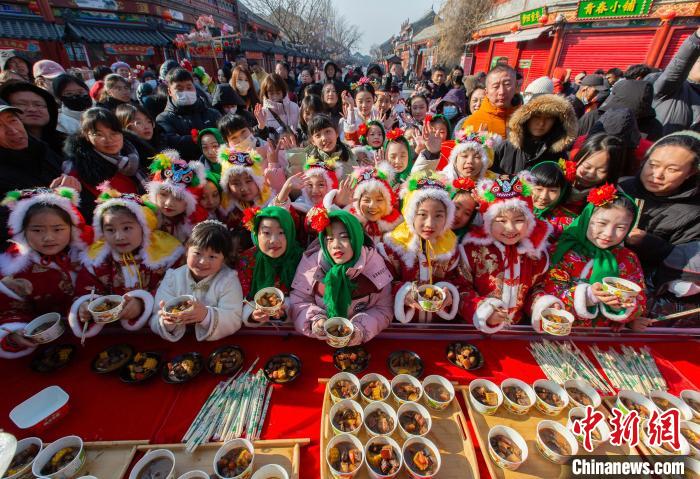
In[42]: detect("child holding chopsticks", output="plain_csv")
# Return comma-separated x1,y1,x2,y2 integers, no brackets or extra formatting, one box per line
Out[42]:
379,171,463,323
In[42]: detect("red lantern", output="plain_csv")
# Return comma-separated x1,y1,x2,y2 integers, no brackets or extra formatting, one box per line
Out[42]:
510,25,519,33
660,10,677,22
538,14,549,25
28,2,40,13
162,10,173,22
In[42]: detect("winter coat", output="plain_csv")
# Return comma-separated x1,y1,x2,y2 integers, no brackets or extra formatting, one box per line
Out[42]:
0,82,66,156
0,136,62,198
290,241,394,345
262,97,300,133
156,97,221,161
578,80,663,141
530,246,646,330
493,94,577,175
461,97,516,138
619,174,700,269
304,142,357,179
459,223,551,334
68,250,182,339
62,131,151,222
150,264,243,342
653,31,700,134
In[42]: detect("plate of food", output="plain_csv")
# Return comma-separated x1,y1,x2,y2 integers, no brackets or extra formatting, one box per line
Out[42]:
540,308,575,336
87,295,124,324
91,344,134,374
263,353,301,384
120,352,162,383
162,352,203,384
324,317,353,349
163,295,195,316
207,345,244,375
602,277,641,301
30,344,76,373
387,350,424,378
413,283,446,313
4,437,42,479
23,313,64,345
446,342,483,370
333,346,370,373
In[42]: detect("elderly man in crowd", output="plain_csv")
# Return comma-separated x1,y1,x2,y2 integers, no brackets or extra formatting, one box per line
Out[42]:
461,64,518,137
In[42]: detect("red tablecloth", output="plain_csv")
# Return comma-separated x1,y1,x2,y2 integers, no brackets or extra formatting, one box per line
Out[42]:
1,332,698,478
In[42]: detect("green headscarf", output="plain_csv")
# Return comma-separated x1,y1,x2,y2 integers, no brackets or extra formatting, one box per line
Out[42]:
360,120,386,150
550,195,637,285
250,206,303,298
319,210,365,319
383,135,415,183
531,161,571,220
198,128,225,174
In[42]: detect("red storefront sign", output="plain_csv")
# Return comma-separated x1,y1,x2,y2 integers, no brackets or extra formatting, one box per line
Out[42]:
0,39,40,52
104,43,155,56
246,51,264,60
274,53,284,61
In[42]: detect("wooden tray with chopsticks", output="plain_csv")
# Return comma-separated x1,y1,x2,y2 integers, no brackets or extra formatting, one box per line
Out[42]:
319,378,480,479
463,390,647,479
133,438,310,479
79,440,149,479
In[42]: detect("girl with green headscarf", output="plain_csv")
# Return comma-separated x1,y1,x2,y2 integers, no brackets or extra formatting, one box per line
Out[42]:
529,184,649,331
238,206,303,326
198,128,225,174
384,130,415,185
530,161,577,239
290,209,394,345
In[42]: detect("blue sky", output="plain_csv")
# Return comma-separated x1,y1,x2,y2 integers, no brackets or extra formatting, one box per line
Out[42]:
334,0,442,54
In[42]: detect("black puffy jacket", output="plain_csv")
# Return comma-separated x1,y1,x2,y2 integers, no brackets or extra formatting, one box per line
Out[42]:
156,97,221,161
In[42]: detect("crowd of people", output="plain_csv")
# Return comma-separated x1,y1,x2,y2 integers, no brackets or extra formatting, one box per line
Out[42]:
0,28,698,358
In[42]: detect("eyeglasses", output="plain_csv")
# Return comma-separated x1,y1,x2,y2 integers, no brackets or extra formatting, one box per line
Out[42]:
12,101,47,111
88,130,122,142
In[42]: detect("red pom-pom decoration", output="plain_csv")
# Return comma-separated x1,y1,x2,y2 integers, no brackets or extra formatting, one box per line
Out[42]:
587,183,618,207
191,128,199,143
357,123,368,136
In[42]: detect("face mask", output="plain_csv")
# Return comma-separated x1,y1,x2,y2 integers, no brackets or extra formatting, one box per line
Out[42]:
234,134,255,151
224,105,238,114
174,91,197,106
61,94,92,112
443,105,458,119
236,81,249,95
146,79,157,89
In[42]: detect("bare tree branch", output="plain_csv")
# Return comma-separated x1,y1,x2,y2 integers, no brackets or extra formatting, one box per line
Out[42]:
435,0,490,66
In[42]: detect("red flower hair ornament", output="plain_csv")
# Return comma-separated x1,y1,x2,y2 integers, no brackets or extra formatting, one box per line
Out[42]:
357,123,368,137
242,206,262,232
452,177,476,192
558,158,577,183
587,183,618,207
306,206,330,233
386,128,405,142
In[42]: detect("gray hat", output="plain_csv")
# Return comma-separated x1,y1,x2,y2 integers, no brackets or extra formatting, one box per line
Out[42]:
580,75,607,91
0,100,21,115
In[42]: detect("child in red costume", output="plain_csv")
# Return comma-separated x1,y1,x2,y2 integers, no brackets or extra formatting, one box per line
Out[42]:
147,149,208,243
0,187,91,359
459,172,552,333
68,187,184,338
530,184,648,331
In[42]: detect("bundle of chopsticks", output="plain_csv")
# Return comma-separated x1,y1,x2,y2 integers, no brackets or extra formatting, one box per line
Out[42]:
529,340,615,395
590,345,667,394
529,340,668,396
182,358,273,452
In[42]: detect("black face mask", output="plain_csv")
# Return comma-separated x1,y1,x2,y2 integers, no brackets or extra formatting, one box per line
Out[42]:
61,94,92,112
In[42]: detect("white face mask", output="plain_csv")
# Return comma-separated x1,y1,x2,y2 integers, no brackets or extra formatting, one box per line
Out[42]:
234,134,255,151
236,81,250,95
174,90,197,106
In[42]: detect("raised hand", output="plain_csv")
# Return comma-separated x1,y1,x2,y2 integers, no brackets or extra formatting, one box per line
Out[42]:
254,102,266,129
335,176,354,207
424,127,442,154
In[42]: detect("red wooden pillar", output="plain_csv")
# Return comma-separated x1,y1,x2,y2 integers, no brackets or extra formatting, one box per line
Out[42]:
647,20,673,67
544,25,564,76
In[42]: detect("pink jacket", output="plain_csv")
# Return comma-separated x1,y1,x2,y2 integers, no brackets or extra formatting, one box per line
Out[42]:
290,240,394,345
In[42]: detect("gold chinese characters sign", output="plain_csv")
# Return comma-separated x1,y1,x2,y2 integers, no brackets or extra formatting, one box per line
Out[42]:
576,0,654,19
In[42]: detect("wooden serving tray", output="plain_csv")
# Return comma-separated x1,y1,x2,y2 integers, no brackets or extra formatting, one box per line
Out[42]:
134,438,310,479
319,378,480,479
463,390,645,479
81,440,149,479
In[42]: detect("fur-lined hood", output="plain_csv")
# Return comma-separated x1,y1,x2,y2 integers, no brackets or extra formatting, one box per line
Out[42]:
507,94,577,153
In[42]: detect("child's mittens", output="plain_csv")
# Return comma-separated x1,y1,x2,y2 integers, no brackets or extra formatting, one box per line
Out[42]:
1,277,33,297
